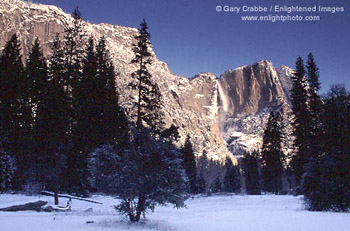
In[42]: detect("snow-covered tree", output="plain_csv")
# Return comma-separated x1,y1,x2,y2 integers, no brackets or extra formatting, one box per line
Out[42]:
89,129,188,222
92,19,188,222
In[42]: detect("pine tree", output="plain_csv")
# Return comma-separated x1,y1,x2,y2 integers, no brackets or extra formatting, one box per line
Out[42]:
72,36,129,195
223,157,241,194
95,36,128,146
98,19,187,222
303,85,350,211
25,38,49,188
40,34,71,204
129,19,164,134
261,110,284,194
181,135,197,193
290,56,310,187
63,6,85,95
306,53,322,159
0,34,31,189
25,38,47,112
90,129,188,222
63,7,89,196
241,151,261,195
0,119,16,192
33,78,70,203
212,175,222,193
29,34,71,201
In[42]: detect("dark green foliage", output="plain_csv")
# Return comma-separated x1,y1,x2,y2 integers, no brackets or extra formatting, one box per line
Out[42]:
25,38,48,110
0,34,31,189
241,152,261,195
306,53,322,159
95,37,128,146
32,36,71,196
63,7,89,196
223,157,241,194
0,120,16,192
303,85,350,211
88,145,120,194
181,135,197,193
90,129,187,222
290,57,310,186
261,110,284,194
303,155,350,212
130,19,164,134
212,175,222,193
26,38,49,187
197,172,206,193
63,6,85,94
104,19,187,222
49,34,66,86
70,36,128,195
116,129,187,222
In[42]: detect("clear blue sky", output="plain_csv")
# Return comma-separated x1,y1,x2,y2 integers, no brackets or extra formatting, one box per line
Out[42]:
28,0,350,93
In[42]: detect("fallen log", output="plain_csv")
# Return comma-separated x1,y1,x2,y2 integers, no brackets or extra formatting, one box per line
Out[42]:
0,200,48,212
41,191,103,205
42,197,72,212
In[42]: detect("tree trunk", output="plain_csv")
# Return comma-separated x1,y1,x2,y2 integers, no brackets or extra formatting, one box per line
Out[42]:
0,201,47,212
135,194,146,222
54,190,59,205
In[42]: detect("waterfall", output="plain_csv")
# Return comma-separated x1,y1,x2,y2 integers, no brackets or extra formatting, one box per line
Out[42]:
217,81,229,113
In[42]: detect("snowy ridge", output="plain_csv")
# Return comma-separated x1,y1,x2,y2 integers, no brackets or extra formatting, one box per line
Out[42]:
0,0,234,164
0,0,295,161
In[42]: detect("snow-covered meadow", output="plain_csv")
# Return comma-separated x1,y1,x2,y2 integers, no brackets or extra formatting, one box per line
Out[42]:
0,194,349,231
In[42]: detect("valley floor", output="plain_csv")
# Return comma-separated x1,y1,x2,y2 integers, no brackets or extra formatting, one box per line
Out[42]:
0,193,349,231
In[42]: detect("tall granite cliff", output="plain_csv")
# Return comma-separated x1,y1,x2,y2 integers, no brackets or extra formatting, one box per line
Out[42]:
0,0,294,162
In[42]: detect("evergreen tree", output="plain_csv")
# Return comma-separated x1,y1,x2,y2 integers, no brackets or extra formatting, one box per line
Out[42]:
95,36,128,146
30,35,71,202
261,110,284,194
223,157,241,194
72,36,128,195
303,85,350,211
90,129,187,222
0,119,16,192
49,34,66,86
63,6,85,94
97,19,187,222
181,135,197,193
0,34,31,189
306,53,323,159
197,172,206,193
25,38,49,186
25,38,47,112
212,175,222,193
129,19,164,134
241,151,261,195
290,56,310,187
63,7,89,195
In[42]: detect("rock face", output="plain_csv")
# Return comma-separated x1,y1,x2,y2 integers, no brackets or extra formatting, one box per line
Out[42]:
0,0,233,163
218,61,294,156
0,0,295,162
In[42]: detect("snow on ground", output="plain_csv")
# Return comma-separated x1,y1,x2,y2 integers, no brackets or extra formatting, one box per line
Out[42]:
0,193,349,231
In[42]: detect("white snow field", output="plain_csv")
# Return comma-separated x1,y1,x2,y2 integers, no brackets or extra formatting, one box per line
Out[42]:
0,194,349,231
